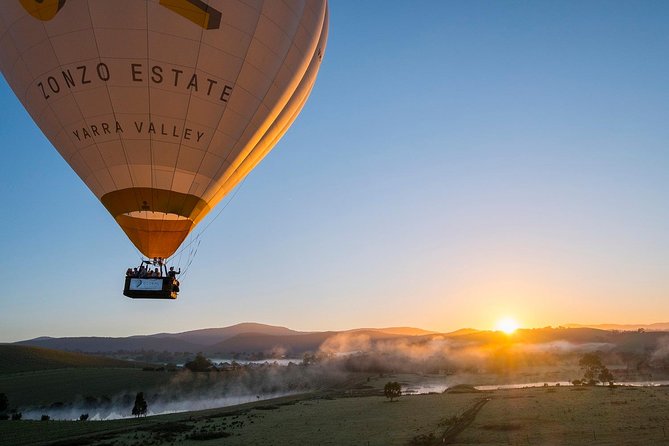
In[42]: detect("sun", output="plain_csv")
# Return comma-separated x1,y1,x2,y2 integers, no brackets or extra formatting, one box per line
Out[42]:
495,317,519,335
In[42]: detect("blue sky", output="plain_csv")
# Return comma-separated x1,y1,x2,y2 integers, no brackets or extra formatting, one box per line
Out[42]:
1,1,669,341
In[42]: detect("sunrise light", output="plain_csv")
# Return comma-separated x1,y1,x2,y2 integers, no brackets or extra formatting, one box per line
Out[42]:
495,317,519,335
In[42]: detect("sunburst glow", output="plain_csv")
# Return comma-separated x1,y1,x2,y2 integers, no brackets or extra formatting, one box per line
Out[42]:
496,317,519,334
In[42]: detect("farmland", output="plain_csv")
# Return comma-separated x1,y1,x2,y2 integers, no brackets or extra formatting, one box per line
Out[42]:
3,372,669,445
3,332,669,445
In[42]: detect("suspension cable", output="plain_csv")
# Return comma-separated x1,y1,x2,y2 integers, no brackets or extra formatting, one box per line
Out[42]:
167,178,247,262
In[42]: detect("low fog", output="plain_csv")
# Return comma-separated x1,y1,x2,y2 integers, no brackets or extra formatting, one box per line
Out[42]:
21,361,349,420
18,330,669,420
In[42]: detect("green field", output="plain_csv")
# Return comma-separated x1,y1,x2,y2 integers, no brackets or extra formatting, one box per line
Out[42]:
2,345,669,445
0,368,175,408
0,345,172,410
0,345,147,374
3,373,669,445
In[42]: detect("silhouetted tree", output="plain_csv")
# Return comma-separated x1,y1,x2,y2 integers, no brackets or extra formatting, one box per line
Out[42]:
599,367,615,386
0,393,7,413
184,352,215,372
384,381,402,402
579,353,614,386
132,392,148,417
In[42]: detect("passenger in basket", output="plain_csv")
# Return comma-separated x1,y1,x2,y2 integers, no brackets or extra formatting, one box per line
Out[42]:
168,267,181,292
167,267,181,279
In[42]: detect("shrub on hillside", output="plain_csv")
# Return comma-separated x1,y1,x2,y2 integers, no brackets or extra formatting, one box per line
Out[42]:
184,353,215,372
132,392,148,417
384,381,402,402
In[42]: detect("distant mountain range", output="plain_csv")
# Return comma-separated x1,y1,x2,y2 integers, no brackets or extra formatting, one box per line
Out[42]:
564,322,669,331
13,323,438,356
12,322,669,358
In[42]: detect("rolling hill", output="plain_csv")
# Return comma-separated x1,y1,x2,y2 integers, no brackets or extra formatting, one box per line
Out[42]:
0,344,146,374
15,323,305,353
564,322,669,332
15,336,204,353
207,332,336,356
13,323,669,360
15,323,433,356
152,322,308,346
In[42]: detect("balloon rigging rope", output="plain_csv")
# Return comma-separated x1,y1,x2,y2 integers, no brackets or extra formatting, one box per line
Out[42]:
128,178,244,283
179,238,201,280
166,177,249,276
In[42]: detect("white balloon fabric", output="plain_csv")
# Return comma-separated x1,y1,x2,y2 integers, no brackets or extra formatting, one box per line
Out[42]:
0,0,328,257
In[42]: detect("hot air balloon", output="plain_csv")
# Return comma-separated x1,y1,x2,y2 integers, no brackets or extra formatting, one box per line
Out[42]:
0,0,328,298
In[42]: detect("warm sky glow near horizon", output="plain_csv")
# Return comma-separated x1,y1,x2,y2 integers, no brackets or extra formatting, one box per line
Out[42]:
495,318,520,335
2,1,669,342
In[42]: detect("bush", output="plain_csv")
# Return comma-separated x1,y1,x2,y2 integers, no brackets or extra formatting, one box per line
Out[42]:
11,413,22,421
41,415,50,421
132,392,148,417
184,353,215,372
384,381,402,402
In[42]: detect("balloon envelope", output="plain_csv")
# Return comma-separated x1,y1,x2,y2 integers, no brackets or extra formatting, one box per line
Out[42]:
0,0,328,257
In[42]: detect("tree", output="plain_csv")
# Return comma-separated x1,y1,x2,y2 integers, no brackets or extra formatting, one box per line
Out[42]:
184,352,215,372
578,353,614,386
579,353,603,385
0,393,7,413
384,381,402,402
131,392,148,417
598,367,614,386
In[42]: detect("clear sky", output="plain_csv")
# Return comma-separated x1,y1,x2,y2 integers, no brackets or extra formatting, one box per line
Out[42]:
1,1,669,342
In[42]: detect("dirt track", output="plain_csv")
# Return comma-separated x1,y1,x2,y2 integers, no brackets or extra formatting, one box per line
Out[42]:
440,397,491,444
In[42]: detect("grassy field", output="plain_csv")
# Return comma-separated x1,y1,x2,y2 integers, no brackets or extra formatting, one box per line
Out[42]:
0,368,175,408
0,389,481,446
453,385,669,445
3,372,669,445
0,345,146,374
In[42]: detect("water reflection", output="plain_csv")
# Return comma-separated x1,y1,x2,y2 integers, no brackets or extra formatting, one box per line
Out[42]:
405,380,669,394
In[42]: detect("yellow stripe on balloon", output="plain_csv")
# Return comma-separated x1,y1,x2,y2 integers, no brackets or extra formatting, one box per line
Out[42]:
19,0,66,21
159,0,222,30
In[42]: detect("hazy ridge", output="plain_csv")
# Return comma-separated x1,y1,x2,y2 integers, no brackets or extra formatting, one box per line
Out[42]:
12,322,669,359
564,322,669,331
0,344,146,374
